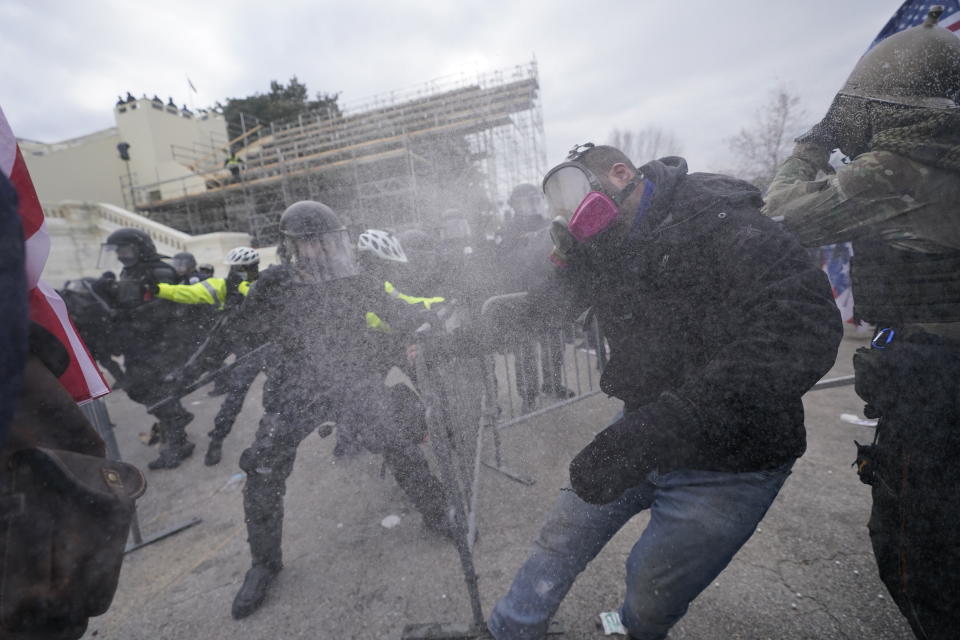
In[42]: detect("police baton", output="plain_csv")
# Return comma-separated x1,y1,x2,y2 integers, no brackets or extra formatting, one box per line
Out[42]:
146,342,274,414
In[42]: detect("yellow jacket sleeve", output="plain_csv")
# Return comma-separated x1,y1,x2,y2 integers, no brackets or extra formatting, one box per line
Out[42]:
156,278,228,308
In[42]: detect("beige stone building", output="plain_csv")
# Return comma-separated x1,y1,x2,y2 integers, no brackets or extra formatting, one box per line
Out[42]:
17,98,266,284
20,97,229,209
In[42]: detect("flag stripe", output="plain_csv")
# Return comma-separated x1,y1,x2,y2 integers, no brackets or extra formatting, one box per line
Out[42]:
10,146,44,237
31,282,109,403
23,220,50,290
0,103,109,404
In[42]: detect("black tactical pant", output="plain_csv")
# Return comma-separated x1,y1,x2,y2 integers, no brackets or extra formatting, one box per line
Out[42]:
857,337,960,639
238,375,447,569
123,354,192,447
209,357,261,442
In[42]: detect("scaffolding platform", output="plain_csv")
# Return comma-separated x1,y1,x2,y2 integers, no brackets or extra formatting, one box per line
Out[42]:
133,61,547,246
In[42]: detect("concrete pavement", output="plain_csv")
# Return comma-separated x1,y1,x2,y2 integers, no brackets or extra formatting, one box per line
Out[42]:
84,334,913,639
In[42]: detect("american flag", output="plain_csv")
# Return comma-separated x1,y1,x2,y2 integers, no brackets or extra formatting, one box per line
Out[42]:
0,106,109,404
821,0,960,324
872,0,960,46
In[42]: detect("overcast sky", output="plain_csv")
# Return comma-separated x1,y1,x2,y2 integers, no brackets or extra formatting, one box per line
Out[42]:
1,0,905,172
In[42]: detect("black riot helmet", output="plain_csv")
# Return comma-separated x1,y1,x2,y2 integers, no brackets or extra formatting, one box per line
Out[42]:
278,201,359,282
99,228,158,269
171,251,197,277
279,200,342,237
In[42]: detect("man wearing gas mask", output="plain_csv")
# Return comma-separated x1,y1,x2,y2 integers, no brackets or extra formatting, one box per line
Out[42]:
217,201,451,620
98,228,197,469
487,144,842,640
763,9,960,637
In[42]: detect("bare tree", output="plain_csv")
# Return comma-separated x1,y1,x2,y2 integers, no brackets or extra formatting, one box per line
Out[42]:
726,86,807,190
608,125,684,166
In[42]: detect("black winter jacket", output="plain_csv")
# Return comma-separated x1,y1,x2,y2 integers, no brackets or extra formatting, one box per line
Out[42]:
531,157,843,473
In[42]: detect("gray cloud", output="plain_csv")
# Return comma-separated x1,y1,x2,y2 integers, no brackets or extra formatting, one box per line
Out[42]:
1,0,904,171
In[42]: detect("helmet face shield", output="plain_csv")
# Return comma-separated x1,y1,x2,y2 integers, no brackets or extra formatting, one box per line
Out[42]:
98,243,137,269
290,229,359,283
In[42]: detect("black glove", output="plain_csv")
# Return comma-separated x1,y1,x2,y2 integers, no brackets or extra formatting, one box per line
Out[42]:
852,346,892,417
569,411,658,505
853,330,960,419
795,118,836,149
225,269,244,308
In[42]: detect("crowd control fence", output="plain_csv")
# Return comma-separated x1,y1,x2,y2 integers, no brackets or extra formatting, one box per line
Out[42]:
404,293,606,635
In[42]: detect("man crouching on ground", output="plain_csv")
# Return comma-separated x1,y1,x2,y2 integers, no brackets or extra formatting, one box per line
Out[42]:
488,144,843,639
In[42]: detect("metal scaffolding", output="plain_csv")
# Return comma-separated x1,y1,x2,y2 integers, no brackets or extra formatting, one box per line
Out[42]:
134,60,547,246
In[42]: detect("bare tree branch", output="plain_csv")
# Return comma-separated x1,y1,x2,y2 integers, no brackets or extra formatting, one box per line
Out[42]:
608,125,684,166
726,85,807,190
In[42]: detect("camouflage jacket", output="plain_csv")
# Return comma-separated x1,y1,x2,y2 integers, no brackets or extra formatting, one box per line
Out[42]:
762,143,960,253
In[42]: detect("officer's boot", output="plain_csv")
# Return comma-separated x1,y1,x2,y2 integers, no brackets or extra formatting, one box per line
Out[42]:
148,406,195,470
232,520,283,619
204,437,224,466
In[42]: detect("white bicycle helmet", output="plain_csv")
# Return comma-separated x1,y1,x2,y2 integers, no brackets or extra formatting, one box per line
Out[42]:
357,229,407,263
224,246,260,266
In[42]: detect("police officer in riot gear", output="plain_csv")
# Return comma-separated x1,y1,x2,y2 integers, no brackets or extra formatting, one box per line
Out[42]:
763,9,960,637
170,252,200,284
220,202,451,619
153,246,262,465
98,228,197,469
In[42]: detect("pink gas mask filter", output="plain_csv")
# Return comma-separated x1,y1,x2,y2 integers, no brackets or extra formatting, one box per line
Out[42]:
567,191,622,243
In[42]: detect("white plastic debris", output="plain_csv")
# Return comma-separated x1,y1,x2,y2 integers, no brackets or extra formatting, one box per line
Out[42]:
840,413,879,427
221,472,246,491
381,514,402,529
599,611,628,635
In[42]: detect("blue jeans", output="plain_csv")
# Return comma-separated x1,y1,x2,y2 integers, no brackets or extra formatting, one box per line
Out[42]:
488,460,793,639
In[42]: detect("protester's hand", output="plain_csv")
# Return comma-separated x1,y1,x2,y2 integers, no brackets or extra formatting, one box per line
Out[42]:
569,413,656,505
792,120,836,172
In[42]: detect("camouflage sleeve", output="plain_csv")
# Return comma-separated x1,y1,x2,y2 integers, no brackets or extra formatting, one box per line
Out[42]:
762,148,925,248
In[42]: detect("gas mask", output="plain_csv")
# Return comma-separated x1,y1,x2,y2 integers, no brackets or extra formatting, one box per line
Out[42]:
541,143,642,265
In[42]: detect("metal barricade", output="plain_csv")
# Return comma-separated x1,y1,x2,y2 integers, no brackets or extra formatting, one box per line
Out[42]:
485,304,608,430
403,294,603,636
